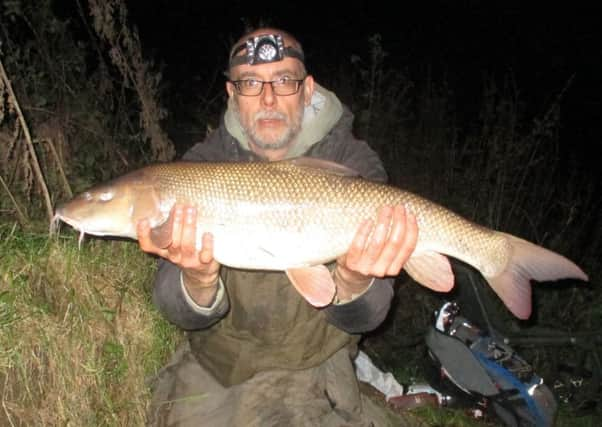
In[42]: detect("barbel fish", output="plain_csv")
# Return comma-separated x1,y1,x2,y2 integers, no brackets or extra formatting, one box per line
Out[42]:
52,157,588,318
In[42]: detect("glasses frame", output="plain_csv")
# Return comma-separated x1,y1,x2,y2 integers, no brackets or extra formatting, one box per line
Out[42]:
229,77,306,97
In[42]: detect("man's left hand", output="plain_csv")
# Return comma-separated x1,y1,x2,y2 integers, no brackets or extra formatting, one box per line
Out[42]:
334,205,418,301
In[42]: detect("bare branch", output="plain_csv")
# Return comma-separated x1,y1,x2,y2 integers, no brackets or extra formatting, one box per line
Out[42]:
0,57,54,224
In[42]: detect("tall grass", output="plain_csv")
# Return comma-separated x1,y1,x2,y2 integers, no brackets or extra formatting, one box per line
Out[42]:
0,224,179,425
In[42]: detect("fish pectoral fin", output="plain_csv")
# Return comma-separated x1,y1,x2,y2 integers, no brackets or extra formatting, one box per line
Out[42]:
149,213,174,249
286,265,336,308
404,251,454,292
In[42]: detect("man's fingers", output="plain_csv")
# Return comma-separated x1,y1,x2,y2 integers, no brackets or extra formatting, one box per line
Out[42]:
137,219,152,250
167,205,185,255
136,204,219,276
179,207,198,261
387,211,418,275
345,218,373,269
360,206,393,272
344,205,419,278
199,232,215,265
370,205,406,276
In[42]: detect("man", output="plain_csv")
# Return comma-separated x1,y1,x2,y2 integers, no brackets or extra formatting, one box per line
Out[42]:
141,27,419,426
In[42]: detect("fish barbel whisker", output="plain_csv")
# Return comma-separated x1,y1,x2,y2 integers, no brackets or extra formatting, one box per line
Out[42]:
51,213,87,250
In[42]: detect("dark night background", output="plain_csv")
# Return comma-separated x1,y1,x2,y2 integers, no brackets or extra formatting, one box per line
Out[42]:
115,1,602,177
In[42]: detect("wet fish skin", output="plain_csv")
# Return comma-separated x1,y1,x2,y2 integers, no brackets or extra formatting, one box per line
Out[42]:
53,157,589,319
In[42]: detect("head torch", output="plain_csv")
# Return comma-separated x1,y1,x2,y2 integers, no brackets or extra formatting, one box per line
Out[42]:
229,34,305,68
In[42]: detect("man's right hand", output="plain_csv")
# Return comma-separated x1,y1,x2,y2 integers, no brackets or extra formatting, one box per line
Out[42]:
137,204,221,307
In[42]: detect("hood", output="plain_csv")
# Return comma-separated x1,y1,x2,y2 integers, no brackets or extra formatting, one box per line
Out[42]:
224,83,344,159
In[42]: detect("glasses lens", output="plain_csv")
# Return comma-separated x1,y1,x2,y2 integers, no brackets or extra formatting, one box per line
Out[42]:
272,79,301,96
236,80,262,96
233,78,304,96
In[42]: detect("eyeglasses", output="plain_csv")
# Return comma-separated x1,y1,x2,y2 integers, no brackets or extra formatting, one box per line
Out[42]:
229,76,306,96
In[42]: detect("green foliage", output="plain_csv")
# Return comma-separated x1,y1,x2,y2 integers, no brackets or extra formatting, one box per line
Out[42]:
0,224,180,425
101,339,128,383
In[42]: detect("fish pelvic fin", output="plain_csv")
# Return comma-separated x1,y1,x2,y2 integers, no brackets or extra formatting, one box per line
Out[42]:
486,233,589,320
404,251,455,292
286,265,336,307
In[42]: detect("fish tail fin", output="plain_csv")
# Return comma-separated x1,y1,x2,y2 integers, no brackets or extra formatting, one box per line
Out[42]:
487,233,588,320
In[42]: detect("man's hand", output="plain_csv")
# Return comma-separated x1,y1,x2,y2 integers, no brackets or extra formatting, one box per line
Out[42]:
334,205,418,301
137,204,221,307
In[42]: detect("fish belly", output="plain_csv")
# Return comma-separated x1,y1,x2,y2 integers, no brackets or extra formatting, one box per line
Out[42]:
207,224,353,270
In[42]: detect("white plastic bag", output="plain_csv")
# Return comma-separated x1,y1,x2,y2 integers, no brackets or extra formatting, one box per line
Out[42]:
353,350,404,401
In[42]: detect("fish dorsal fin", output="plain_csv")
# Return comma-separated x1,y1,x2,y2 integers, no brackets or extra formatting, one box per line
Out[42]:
288,157,360,177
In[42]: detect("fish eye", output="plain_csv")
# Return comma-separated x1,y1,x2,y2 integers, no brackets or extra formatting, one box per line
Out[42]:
98,191,114,202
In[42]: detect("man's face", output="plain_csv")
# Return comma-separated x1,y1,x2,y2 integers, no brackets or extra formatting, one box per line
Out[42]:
227,57,314,157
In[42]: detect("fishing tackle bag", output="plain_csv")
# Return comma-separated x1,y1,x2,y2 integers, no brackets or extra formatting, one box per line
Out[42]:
425,301,557,426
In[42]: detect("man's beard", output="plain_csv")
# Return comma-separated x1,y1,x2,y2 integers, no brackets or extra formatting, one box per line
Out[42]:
234,104,304,151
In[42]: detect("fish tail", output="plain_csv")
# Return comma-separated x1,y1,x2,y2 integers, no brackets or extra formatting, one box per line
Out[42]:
487,233,588,319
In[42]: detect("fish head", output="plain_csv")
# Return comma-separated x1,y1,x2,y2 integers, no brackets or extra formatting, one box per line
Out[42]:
53,169,168,240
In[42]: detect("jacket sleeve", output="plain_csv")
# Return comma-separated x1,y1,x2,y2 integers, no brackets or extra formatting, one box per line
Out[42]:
152,259,230,330
324,278,395,333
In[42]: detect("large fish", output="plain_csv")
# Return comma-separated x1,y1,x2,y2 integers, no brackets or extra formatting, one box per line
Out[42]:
53,157,588,318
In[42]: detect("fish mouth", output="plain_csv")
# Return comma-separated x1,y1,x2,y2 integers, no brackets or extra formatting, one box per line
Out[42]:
52,212,114,237
51,213,89,247
52,213,88,233
51,212,135,246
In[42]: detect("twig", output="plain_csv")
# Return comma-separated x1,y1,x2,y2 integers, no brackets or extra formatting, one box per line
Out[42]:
0,56,54,223
0,174,28,225
35,137,73,198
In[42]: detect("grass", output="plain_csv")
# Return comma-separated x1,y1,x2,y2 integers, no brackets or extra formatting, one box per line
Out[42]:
0,223,180,426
